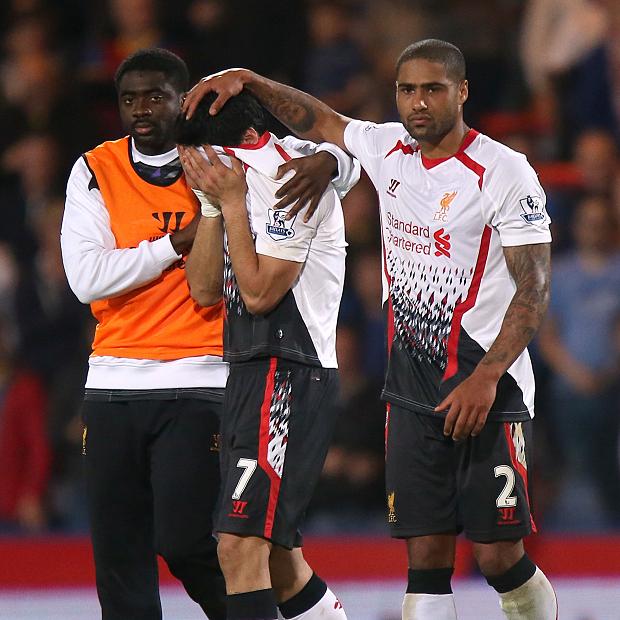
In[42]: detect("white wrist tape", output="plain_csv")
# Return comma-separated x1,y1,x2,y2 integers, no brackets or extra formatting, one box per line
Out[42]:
193,188,221,218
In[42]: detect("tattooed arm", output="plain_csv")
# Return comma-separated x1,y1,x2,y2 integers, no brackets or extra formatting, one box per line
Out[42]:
183,69,352,150
437,242,551,440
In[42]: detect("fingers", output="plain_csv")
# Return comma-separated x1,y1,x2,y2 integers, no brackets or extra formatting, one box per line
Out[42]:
182,82,233,118
230,155,245,176
275,160,297,182
183,82,209,119
209,92,230,116
450,407,474,441
274,176,309,208
304,195,321,223
442,397,457,437
179,148,202,182
470,410,488,438
274,189,318,222
202,144,224,168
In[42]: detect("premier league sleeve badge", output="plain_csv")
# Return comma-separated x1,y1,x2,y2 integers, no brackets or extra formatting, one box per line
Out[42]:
519,195,546,224
266,209,297,240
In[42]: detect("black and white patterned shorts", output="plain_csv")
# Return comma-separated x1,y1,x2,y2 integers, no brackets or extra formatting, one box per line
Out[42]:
215,357,339,549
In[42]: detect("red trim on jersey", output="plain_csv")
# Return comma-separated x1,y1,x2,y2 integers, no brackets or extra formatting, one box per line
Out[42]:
384,403,391,455
258,357,280,539
420,128,480,170
274,142,292,162
504,422,538,533
443,225,492,381
380,231,395,357
456,151,485,190
385,139,417,159
221,147,251,173
229,131,272,150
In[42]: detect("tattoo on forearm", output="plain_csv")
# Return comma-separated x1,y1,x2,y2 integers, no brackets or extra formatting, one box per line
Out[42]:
481,243,551,369
256,83,319,135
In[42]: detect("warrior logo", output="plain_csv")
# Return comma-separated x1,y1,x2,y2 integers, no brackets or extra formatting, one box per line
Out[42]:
266,209,296,240
387,178,401,197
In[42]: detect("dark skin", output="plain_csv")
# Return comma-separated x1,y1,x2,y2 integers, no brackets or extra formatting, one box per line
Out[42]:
117,69,339,255
183,64,551,441
183,61,552,578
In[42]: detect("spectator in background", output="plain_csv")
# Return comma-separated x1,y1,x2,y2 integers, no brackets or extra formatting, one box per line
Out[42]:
0,315,51,533
539,194,620,529
0,243,18,322
308,324,386,531
1,133,66,263
573,129,619,195
14,199,91,530
180,0,235,79
543,128,619,253
302,0,370,117
520,0,610,154
348,246,385,381
80,0,173,85
0,14,95,155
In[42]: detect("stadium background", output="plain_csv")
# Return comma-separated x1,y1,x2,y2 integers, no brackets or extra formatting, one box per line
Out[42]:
0,0,619,617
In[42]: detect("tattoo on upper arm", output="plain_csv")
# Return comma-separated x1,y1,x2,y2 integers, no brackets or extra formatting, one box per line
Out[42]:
503,243,551,319
480,243,551,368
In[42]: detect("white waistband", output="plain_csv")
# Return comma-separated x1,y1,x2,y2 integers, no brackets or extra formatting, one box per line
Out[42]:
85,355,229,390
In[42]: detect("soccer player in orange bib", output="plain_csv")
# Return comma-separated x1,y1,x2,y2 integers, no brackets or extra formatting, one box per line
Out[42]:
62,48,359,620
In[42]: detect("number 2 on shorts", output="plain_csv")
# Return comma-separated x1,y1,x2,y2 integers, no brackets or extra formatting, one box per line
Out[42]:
494,465,517,508
232,458,257,500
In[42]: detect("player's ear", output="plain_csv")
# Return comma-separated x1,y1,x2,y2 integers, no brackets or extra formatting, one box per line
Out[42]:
458,80,468,105
241,128,260,145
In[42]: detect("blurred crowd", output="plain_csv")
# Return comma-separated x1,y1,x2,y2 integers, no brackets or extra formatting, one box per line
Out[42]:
1,0,620,536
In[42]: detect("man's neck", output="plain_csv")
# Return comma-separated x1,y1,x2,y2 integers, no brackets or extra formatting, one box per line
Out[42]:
418,120,469,159
131,138,178,165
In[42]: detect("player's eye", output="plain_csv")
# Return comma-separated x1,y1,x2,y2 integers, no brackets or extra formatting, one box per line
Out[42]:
122,97,133,104
151,95,163,103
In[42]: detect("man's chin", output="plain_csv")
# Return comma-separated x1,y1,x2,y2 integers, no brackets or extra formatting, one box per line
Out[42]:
130,131,169,154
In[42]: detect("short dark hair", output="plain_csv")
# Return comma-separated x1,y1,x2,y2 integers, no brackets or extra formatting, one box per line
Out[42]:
175,90,268,147
396,39,466,83
114,48,189,93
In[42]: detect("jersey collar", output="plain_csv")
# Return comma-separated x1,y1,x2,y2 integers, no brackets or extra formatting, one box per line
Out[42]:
420,129,479,170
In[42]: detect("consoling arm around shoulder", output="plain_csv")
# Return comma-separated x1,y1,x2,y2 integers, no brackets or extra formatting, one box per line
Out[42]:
185,215,225,307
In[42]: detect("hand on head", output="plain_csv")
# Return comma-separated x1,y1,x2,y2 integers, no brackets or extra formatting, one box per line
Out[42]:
183,68,250,120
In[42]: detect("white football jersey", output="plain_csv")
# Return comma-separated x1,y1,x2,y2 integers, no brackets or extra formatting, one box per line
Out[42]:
344,121,551,420
221,132,347,368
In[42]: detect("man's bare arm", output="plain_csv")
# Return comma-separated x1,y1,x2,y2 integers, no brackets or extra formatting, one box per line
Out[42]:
183,69,352,149
185,216,224,307
437,242,551,440
479,242,551,377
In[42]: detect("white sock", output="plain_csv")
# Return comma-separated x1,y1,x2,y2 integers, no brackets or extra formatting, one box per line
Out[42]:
402,592,458,619
283,587,347,619
498,567,558,619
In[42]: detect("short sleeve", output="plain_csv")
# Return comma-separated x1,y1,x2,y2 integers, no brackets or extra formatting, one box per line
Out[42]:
486,154,552,247
248,169,323,263
344,120,405,186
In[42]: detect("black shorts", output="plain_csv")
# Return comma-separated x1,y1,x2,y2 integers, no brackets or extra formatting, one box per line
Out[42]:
215,357,339,549
385,405,536,543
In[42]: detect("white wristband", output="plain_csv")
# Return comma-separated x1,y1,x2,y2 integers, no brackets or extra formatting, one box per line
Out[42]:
193,188,221,218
